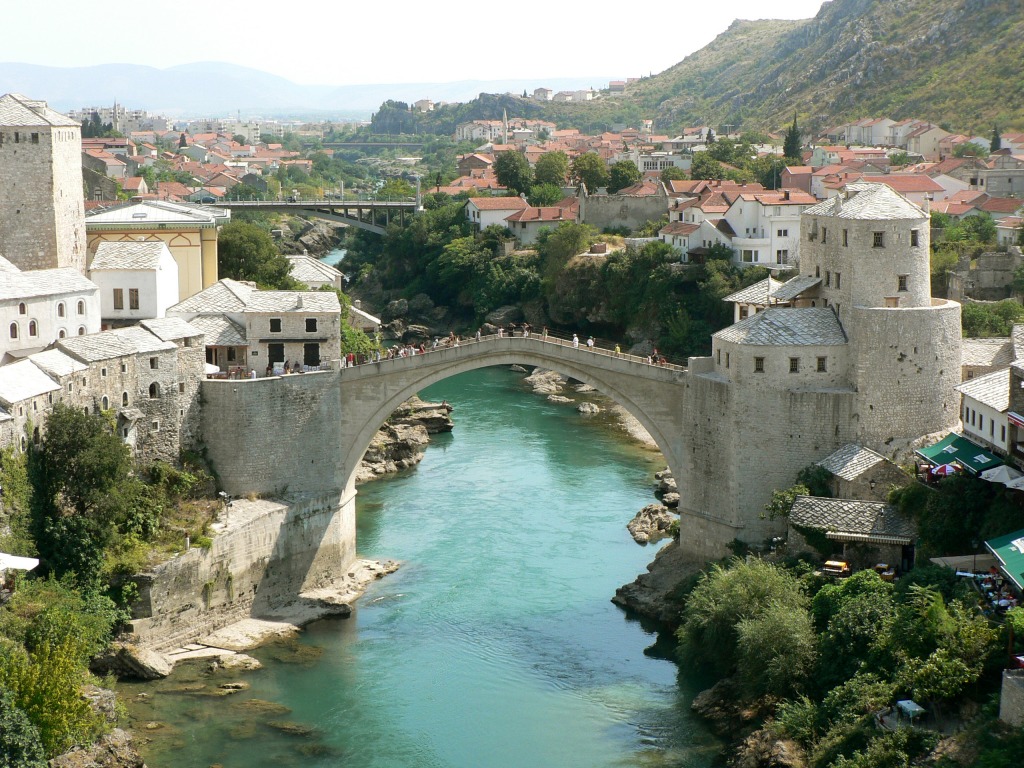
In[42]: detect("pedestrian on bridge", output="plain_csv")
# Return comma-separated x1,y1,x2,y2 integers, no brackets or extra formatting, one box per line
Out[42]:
572,334,579,349
587,336,595,349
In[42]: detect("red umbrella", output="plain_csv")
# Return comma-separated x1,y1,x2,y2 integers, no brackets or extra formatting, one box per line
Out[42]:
931,463,959,476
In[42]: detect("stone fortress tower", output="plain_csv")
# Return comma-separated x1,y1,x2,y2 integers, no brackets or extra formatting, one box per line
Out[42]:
687,182,962,553
0,93,87,273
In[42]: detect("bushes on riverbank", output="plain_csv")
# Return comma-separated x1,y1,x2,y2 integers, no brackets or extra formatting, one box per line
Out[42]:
677,558,1008,767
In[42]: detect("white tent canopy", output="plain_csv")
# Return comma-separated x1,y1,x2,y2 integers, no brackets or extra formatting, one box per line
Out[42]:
981,465,1024,485
0,553,40,572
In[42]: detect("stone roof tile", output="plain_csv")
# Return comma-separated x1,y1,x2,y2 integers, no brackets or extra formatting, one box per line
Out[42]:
0,269,98,302
183,315,246,347
0,360,61,406
90,241,172,271
790,495,917,544
961,338,1016,368
817,443,886,481
140,317,203,341
771,275,822,301
803,183,926,221
722,277,783,305
713,308,847,346
27,349,88,379
956,367,1010,413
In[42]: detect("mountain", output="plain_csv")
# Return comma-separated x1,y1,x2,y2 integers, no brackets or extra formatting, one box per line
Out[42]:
0,61,609,119
626,0,1024,134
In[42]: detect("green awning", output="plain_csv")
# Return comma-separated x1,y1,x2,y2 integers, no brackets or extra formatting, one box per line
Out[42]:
985,528,1024,592
914,433,1003,475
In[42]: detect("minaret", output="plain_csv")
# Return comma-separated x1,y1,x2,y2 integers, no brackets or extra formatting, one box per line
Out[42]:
503,108,508,144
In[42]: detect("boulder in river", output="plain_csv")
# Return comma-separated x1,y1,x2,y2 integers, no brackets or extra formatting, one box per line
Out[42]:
577,402,601,415
524,368,566,394
626,503,675,544
92,642,173,681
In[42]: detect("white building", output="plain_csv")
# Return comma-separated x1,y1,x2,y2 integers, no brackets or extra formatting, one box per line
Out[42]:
465,197,529,231
1,254,100,361
88,241,179,326
957,368,1011,454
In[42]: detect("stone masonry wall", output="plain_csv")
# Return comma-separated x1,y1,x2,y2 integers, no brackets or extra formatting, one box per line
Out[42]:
1000,670,1024,727
201,372,343,497
129,492,355,651
580,192,669,232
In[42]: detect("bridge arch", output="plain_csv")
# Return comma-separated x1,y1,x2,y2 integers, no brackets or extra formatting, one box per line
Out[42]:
336,337,688,499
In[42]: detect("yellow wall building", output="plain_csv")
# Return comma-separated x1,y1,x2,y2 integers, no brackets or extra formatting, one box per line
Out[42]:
86,201,228,301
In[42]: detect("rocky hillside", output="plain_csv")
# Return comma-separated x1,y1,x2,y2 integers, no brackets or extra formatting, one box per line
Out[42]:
627,0,1024,134
419,0,1023,137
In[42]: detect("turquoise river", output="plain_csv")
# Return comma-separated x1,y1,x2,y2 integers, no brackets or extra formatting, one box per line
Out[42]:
122,366,722,767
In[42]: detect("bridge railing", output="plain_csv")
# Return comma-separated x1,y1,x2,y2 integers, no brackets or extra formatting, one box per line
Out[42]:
339,329,687,373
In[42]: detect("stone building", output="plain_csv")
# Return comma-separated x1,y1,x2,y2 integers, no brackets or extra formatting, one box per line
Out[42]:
815,443,911,502
0,93,87,273
167,278,341,374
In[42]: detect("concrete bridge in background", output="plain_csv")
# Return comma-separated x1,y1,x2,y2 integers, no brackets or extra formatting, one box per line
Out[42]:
210,198,420,235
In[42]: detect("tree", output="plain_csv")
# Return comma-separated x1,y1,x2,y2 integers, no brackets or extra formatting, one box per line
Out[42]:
690,152,724,181
783,114,802,161
177,133,187,148
0,688,46,768
231,134,247,146
493,151,533,195
536,222,595,299
660,166,688,184
27,404,138,586
527,183,565,207
570,152,609,192
991,125,1002,153
608,160,641,193
533,151,569,187
764,483,809,519
953,140,989,159
736,601,817,697
217,221,303,289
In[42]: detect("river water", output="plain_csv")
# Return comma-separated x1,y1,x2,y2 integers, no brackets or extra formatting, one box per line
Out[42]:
122,367,721,768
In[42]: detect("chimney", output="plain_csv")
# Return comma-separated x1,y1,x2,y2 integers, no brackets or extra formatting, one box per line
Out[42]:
297,294,304,309
354,299,361,308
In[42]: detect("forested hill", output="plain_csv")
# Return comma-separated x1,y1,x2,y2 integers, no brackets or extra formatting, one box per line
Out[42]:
403,0,1023,137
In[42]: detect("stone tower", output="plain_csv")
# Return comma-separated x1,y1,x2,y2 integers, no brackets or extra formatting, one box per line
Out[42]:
0,93,87,273
800,182,962,443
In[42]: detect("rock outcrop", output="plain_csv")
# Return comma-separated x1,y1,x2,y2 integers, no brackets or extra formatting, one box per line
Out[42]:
612,539,703,624
92,642,173,681
523,368,566,394
356,397,454,483
731,728,808,768
50,729,146,768
627,503,675,544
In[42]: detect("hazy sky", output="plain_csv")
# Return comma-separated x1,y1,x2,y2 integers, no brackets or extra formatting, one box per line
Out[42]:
9,1,826,85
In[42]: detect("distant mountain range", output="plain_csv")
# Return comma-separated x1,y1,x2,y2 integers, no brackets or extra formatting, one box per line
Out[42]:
0,61,611,120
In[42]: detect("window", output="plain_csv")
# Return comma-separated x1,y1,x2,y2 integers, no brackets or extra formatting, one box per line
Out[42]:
1002,425,1007,442
739,306,748,319
817,357,827,372
776,249,788,263
754,357,765,373
122,392,129,406
911,229,919,247
129,288,139,310
776,228,788,237
898,275,909,292
101,396,109,410
121,362,127,373
269,318,282,333
305,318,318,332
815,266,820,278
58,329,66,338
149,382,160,399
227,347,236,362
151,421,160,433
9,322,17,339
726,352,731,368
77,300,85,315
873,231,885,248
101,367,107,377
28,320,37,337
150,357,159,369
57,302,65,317
885,297,900,308
31,132,39,144
113,288,124,310
825,271,831,287
843,229,848,247
78,326,85,335
835,272,841,289
741,249,758,263
822,227,828,244
991,420,995,437
717,349,721,365
789,357,800,373
18,302,26,315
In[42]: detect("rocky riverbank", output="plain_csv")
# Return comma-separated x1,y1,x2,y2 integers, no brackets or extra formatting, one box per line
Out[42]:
356,396,454,482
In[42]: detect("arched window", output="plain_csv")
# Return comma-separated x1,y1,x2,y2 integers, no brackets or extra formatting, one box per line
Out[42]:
78,326,86,336
122,391,129,406
58,329,66,339
148,382,160,399
18,302,26,315
20,436,27,452
101,396,109,410
77,300,85,315
28,320,37,337
57,302,65,317
9,322,17,339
